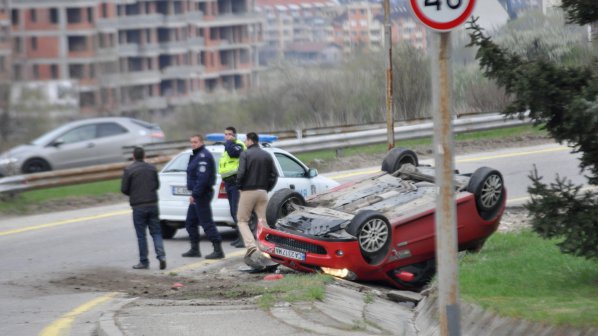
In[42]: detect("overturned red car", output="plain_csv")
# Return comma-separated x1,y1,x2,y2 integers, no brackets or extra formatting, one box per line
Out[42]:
257,148,506,290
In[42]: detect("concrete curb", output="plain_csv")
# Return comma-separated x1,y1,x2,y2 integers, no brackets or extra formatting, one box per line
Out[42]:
97,297,138,336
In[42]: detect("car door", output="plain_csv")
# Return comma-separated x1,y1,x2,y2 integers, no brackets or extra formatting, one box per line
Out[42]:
92,122,131,164
272,152,316,198
46,124,98,169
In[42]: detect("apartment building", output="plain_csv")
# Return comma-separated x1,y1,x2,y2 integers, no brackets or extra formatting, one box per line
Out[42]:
257,0,337,63
9,0,262,116
0,0,9,113
257,0,427,64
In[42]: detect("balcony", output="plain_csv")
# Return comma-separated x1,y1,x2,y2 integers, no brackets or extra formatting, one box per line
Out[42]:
161,65,204,79
193,13,262,28
98,70,161,87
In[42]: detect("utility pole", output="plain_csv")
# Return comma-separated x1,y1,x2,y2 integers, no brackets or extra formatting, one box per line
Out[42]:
383,0,394,150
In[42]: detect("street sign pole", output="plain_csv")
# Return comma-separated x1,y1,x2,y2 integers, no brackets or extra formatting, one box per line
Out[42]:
409,1,477,335
384,0,395,150
431,30,460,336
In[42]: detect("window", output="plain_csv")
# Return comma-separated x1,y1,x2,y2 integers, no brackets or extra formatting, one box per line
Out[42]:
32,64,39,78
101,3,108,18
66,8,82,24
31,37,37,50
30,9,36,22
60,125,96,144
87,7,93,23
0,56,4,71
51,64,58,79
68,64,84,79
50,8,59,24
67,36,87,52
275,153,306,177
11,9,18,25
97,123,127,138
14,37,22,52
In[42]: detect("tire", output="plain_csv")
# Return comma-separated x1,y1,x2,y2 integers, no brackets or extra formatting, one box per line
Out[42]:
466,167,505,221
265,188,306,227
160,221,177,239
22,158,51,174
347,210,391,265
381,148,418,174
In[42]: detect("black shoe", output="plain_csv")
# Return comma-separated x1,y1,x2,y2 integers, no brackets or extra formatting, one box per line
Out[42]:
132,263,149,269
230,237,241,246
181,249,201,257
204,241,225,259
233,239,245,248
159,259,167,270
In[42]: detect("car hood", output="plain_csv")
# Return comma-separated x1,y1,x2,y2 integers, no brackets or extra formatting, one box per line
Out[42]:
276,206,354,237
0,145,37,159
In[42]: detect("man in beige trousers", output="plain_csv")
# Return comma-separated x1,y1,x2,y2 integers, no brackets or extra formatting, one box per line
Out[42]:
235,132,278,270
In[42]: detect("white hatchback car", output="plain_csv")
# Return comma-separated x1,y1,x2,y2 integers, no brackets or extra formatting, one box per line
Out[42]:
158,137,339,238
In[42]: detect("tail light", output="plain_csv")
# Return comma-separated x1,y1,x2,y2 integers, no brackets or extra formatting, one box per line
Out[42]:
149,131,165,139
394,270,415,282
218,182,227,199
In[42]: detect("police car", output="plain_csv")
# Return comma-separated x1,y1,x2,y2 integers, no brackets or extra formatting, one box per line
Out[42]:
157,134,340,238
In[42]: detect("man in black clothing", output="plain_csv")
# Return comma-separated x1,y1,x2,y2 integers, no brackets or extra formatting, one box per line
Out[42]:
236,132,278,269
121,147,166,270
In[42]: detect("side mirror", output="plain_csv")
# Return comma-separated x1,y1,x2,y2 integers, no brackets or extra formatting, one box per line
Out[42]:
52,138,65,147
307,168,318,178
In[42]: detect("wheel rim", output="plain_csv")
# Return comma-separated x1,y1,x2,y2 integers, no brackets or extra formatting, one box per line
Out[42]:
280,197,302,217
481,174,502,209
358,218,389,253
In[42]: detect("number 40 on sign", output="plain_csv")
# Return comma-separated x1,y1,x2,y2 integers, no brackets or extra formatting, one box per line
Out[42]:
409,0,476,31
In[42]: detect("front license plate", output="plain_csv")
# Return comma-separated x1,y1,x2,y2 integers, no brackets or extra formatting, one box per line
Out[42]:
274,247,305,261
172,186,191,196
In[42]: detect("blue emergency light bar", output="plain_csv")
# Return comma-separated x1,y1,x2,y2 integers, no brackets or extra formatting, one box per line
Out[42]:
205,133,278,143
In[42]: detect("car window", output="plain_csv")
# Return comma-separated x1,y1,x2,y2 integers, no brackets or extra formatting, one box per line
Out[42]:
59,125,96,144
97,122,128,138
162,152,222,172
130,118,162,130
274,153,306,178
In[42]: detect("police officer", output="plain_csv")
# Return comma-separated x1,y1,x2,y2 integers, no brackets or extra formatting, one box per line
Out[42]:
218,126,246,248
182,134,224,259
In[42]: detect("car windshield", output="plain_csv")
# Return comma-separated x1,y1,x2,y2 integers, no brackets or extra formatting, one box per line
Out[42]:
162,152,222,173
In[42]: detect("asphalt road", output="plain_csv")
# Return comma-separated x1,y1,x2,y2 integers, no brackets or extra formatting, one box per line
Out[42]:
0,142,588,336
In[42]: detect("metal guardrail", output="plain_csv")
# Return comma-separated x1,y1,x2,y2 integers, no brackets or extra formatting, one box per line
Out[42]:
0,113,530,195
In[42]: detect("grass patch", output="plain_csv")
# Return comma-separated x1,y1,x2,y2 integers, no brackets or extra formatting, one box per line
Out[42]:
296,124,546,164
244,273,334,309
0,179,122,214
460,230,598,327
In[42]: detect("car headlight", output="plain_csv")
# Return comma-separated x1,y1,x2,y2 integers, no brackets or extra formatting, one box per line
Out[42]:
0,157,19,166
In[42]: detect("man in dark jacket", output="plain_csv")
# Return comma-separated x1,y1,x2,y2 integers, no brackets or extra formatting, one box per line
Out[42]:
182,134,224,259
121,147,166,270
236,132,278,267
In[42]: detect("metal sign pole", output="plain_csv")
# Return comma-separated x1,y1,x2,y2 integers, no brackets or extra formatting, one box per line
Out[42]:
431,31,461,336
384,0,395,150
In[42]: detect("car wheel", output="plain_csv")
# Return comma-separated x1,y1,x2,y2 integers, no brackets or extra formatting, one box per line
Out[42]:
160,221,177,239
466,167,505,220
266,188,306,227
22,158,51,174
347,210,391,265
381,148,418,174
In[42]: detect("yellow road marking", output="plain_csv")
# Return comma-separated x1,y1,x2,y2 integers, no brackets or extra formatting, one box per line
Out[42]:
456,146,569,163
328,146,569,180
0,210,131,237
39,292,119,336
170,250,245,274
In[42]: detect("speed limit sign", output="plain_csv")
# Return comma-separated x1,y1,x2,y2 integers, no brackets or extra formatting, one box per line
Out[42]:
409,0,476,31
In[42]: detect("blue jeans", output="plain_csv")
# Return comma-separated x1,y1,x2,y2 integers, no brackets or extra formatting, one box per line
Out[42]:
224,181,240,223
185,191,222,243
133,205,166,265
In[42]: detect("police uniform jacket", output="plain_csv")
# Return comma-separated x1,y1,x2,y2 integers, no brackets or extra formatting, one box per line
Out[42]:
186,145,216,199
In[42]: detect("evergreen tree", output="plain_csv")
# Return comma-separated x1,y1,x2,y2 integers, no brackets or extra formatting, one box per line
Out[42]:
466,2,598,259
